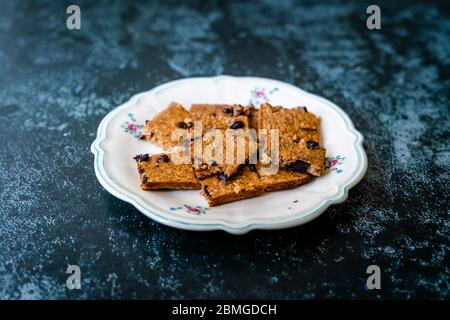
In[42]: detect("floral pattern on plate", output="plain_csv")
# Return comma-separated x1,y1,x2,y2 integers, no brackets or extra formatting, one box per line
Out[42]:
170,205,209,215
249,87,278,106
325,155,346,174
120,113,144,139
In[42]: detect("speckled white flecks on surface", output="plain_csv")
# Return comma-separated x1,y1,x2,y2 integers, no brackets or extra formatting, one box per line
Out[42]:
0,0,448,299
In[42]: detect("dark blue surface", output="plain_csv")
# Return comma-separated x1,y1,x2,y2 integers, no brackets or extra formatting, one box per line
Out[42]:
0,0,448,299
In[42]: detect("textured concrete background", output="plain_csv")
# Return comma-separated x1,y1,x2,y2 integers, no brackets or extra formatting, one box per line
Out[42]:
0,0,448,299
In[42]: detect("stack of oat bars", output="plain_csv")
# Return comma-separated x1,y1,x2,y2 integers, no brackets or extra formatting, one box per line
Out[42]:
134,102,326,206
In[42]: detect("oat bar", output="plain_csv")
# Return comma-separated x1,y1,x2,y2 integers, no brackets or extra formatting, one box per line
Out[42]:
258,103,326,176
134,153,201,190
140,102,190,149
199,166,264,206
256,164,312,192
187,104,256,179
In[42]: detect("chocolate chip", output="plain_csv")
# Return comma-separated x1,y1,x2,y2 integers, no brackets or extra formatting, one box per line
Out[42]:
211,112,216,117
157,154,170,163
145,120,149,124
218,174,229,184
232,105,246,116
237,105,246,116
223,107,233,114
133,154,150,162
300,106,308,112
230,121,244,129
203,185,210,197
306,141,319,149
176,122,188,129
138,167,144,174
139,134,146,140
290,160,309,173
142,175,148,184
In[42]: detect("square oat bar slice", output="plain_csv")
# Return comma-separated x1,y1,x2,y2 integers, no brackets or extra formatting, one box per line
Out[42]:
258,103,326,176
199,166,264,206
140,102,190,150
134,153,201,190
187,104,257,179
247,109,313,192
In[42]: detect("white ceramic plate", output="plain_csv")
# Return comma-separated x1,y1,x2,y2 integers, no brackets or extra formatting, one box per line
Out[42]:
91,76,367,234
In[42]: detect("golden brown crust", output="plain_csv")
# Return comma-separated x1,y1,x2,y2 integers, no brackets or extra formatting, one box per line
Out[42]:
140,102,190,149
256,164,312,192
135,153,201,190
199,166,264,206
258,103,326,176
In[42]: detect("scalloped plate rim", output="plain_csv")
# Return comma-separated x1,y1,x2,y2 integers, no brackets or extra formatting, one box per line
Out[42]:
91,75,368,235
